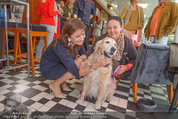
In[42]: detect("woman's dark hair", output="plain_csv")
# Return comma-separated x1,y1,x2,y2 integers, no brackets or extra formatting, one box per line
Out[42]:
107,16,122,27
52,18,86,56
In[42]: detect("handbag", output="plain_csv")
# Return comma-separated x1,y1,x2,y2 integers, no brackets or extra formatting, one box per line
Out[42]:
123,5,129,25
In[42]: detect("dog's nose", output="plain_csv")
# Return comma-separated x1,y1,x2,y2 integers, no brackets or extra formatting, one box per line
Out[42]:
111,47,116,53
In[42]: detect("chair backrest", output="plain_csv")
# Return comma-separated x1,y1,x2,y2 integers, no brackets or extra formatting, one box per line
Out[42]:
128,43,174,85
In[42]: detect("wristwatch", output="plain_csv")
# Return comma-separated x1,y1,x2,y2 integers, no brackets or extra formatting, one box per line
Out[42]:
79,56,84,61
88,65,95,72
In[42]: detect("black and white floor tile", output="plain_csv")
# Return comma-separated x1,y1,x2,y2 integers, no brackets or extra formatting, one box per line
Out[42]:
0,65,177,119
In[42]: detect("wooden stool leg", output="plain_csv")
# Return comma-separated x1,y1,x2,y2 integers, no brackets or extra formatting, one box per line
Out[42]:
32,36,36,50
29,33,35,77
132,82,137,103
44,35,48,49
167,85,173,104
118,74,122,82
18,36,22,63
41,35,48,54
173,89,178,105
13,32,19,71
1,28,5,60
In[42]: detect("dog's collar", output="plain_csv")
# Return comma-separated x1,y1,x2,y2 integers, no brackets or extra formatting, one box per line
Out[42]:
104,64,110,67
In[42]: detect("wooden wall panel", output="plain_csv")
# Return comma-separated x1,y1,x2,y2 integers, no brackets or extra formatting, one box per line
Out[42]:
22,0,40,25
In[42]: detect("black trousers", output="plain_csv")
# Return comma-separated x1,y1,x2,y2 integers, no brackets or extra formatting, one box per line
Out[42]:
83,24,91,52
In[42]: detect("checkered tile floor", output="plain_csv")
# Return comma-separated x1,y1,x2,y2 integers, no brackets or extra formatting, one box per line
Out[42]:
0,65,178,119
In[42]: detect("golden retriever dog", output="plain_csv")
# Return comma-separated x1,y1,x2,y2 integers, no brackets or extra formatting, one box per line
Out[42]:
76,37,117,109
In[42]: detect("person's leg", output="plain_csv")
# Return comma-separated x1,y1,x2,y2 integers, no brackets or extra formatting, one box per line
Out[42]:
49,71,75,98
84,26,91,51
0,17,2,56
155,36,168,45
0,8,10,67
0,16,3,69
173,74,178,90
35,37,45,59
45,24,55,45
35,24,55,59
59,15,63,33
61,82,71,91
92,36,96,44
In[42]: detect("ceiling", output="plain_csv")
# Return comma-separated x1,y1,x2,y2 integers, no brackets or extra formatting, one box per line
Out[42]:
95,0,178,18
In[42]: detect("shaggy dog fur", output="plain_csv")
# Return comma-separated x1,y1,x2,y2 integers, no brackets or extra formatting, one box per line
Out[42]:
76,37,117,109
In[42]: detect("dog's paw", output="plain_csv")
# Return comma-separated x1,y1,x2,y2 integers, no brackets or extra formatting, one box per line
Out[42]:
94,103,101,110
76,98,83,104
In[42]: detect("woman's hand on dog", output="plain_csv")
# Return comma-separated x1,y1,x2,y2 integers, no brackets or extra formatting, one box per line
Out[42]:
92,55,109,69
74,58,83,68
75,55,87,68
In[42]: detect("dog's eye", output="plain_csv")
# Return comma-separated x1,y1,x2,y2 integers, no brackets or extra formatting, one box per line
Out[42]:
105,41,110,44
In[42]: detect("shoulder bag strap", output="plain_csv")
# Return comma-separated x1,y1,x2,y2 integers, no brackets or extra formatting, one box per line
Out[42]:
123,5,129,25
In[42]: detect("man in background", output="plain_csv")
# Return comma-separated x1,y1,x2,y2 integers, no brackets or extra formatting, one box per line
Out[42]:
74,0,95,51
145,0,178,45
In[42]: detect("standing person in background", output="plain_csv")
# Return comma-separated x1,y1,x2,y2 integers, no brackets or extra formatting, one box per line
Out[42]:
145,0,178,45
0,5,11,69
54,0,64,38
35,0,60,59
59,0,65,8
92,17,102,44
121,0,144,40
57,0,64,33
61,0,75,25
73,0,95,51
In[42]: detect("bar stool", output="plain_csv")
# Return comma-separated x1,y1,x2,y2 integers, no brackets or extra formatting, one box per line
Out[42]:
1,23,48,77
1,23,17,58
29,29,48,77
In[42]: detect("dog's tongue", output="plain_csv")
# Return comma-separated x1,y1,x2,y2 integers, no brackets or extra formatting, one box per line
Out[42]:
108,53,113,57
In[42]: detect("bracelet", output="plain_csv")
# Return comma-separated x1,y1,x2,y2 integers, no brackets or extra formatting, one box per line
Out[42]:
88,65,95,72
126,64,130,71
79,56,84,61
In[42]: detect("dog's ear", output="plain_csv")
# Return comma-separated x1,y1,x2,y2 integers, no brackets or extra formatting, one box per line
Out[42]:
93,40,102,55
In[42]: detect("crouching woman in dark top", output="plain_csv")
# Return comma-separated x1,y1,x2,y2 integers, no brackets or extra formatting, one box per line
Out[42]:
40,18,108,98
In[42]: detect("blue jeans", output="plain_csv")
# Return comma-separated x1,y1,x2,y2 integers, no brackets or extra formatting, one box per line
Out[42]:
0,8,10,60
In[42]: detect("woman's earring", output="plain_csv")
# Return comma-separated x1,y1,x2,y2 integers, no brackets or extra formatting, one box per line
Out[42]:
68,38,71,47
